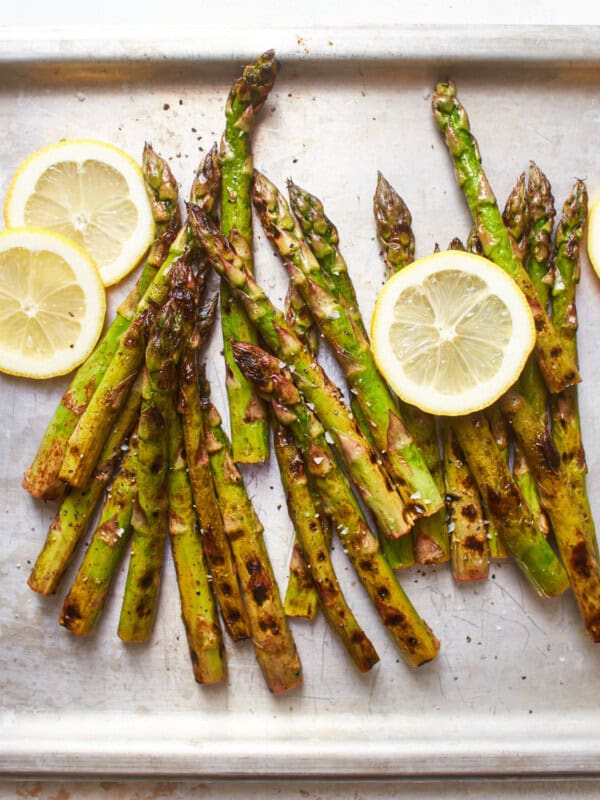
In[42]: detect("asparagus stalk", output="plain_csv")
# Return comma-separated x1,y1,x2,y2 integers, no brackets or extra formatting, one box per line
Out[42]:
232,341,440,666
285,282,320,357
484,405,510,558
499,389,600,640
432,81,579,394
219,51,278,463
167,376,226,684
466,226,483,256
371,173,448,564
179,345,251,642
59,426,139,635
549,180,596,553
451,230,508,559
287,179,366,334
443,423,489,582
117,298,183,643
504,168,551,542
280,282,321,617
200,374,302,693
253,172,442,521
518,163,554,432
373,171,416,278
188,206,412,540
452,412,569,598
349,396,415,569
28,371,143,595
273,423,380,671
23,145,180,500
58,147,220,490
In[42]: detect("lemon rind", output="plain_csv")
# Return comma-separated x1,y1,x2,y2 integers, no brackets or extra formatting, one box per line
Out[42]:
370,250,537,416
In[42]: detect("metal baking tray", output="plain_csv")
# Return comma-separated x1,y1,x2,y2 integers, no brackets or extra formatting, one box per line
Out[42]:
2,25,600,779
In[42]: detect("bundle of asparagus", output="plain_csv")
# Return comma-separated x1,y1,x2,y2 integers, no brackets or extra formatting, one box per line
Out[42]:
22,54,600,696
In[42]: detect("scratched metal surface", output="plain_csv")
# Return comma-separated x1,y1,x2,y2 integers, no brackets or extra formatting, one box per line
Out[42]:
1,26,600,778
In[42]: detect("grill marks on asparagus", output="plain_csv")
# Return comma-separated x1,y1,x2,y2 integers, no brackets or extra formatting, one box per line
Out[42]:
452,412,569,599
28,372,144,596
273,422,380,672
60,426,140,634
199,374,303,693
503,166,552,545
443,424,489,582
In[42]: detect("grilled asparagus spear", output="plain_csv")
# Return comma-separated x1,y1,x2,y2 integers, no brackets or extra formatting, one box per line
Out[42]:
219,50,278,462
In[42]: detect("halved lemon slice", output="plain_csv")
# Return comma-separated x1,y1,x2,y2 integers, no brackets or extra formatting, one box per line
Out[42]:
4,139,154,286
588,197,600,280
371,250,536,416
0,228,106,379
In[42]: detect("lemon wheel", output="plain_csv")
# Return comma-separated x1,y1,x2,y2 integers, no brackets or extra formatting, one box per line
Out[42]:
370,250,536,416
0,228,106,379
4,139,154,286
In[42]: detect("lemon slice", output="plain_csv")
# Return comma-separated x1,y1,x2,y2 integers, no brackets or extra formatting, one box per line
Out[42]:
370,250,536,416
4,139,154,286
588,197,600,279
0,228,106,379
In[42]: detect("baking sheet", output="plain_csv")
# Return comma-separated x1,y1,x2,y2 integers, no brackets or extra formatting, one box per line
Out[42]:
2,26,600,779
